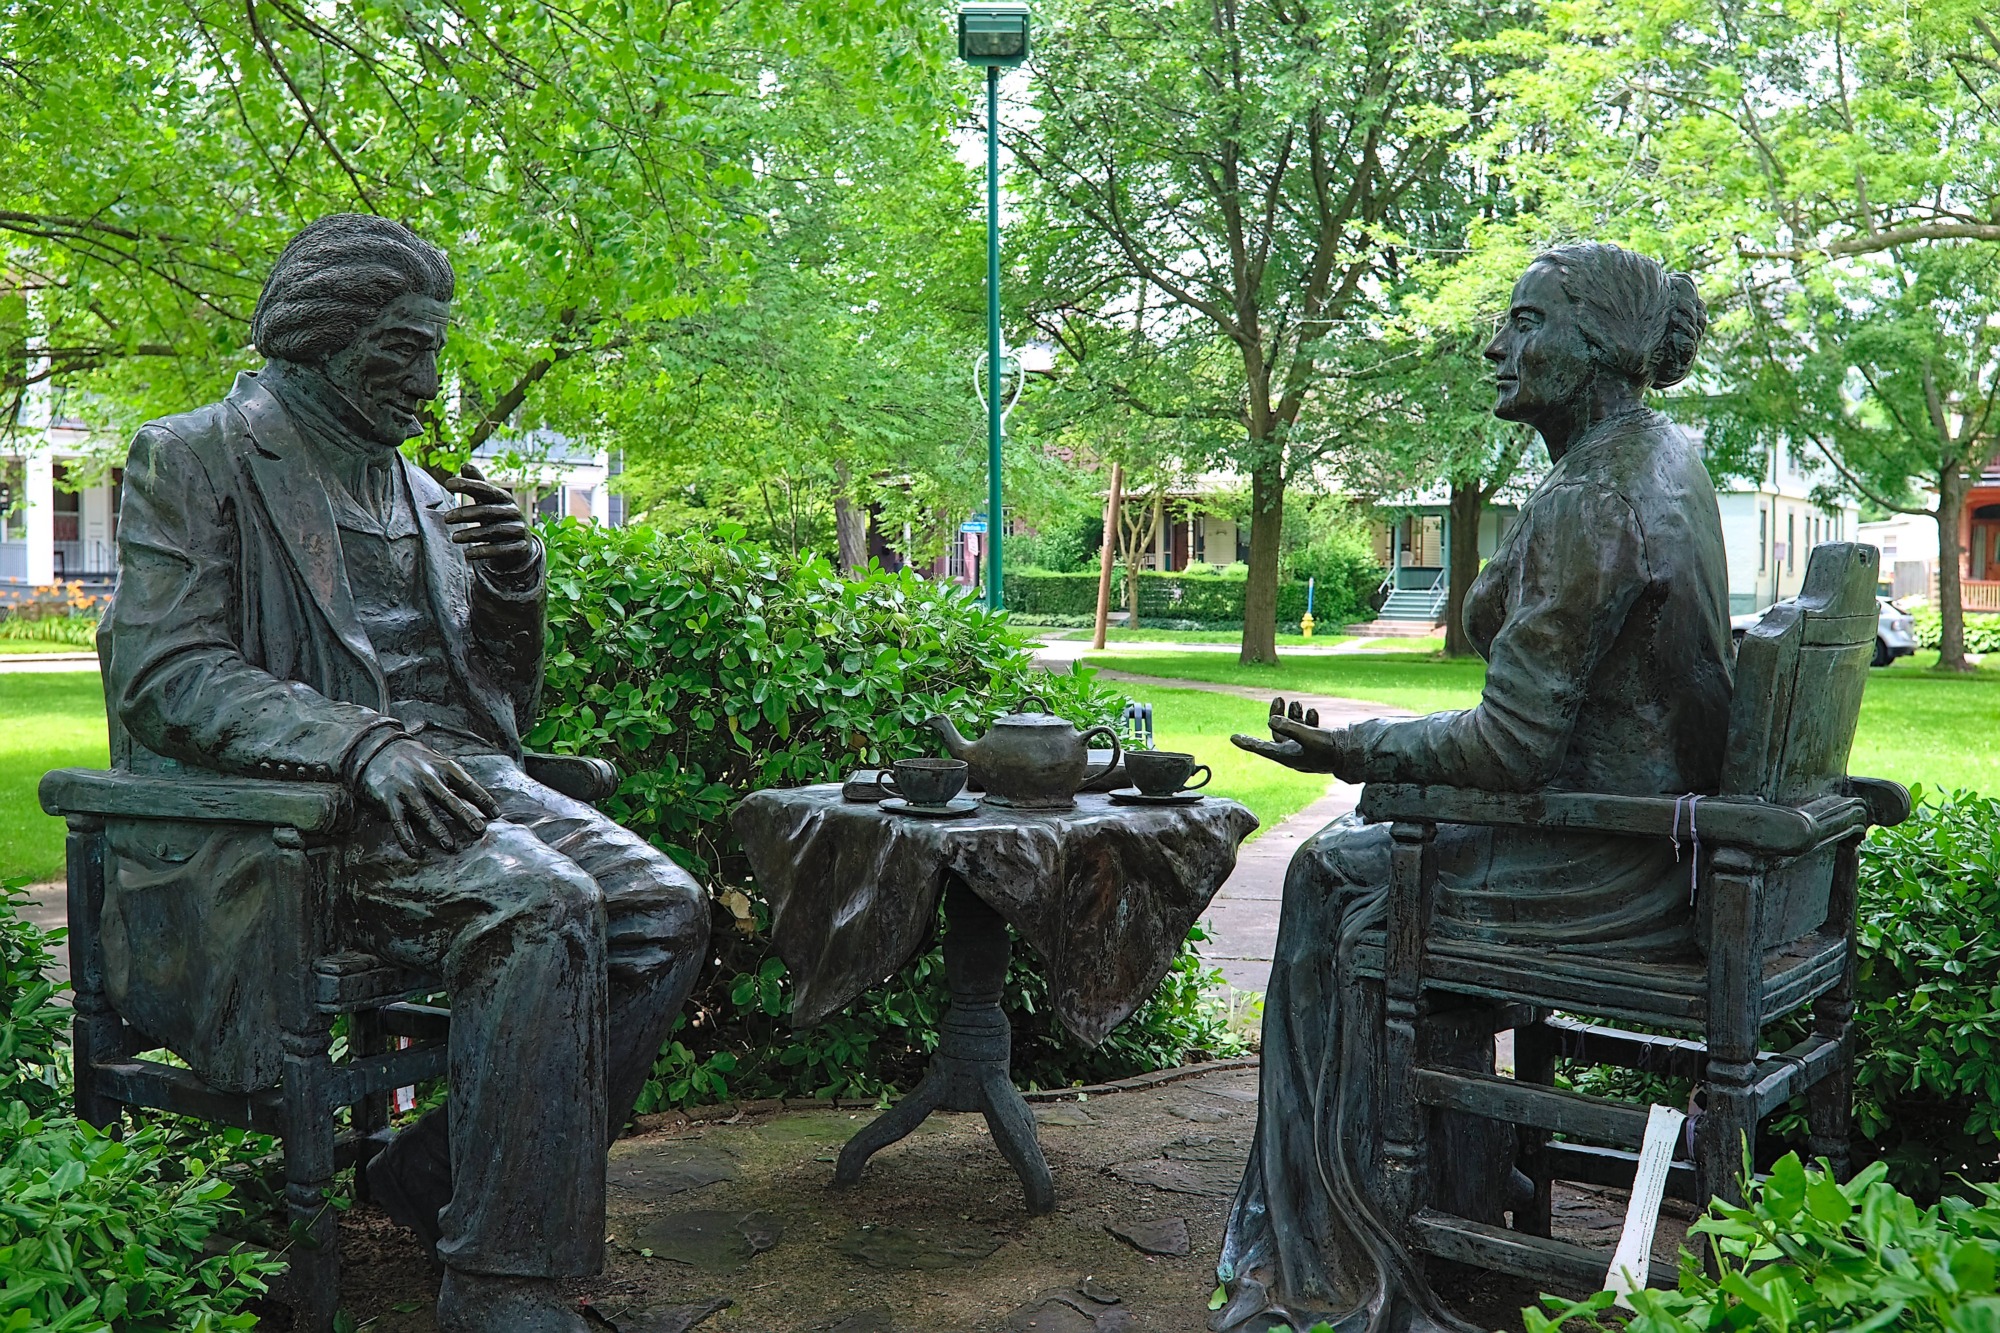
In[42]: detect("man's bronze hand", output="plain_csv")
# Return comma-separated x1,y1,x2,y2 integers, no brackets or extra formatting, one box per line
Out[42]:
1232,697,1359,777
359,738,500,856
442,462,537,572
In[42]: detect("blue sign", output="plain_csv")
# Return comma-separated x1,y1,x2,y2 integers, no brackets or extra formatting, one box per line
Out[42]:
960,521,988,534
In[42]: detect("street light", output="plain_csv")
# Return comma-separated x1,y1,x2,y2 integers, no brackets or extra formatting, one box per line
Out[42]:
959,2,1030,610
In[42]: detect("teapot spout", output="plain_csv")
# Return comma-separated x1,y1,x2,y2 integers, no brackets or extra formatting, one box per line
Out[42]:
924,714,972,760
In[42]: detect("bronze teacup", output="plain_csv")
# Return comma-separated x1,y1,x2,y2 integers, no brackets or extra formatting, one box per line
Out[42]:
1125,750,1212,797
882,758,969,808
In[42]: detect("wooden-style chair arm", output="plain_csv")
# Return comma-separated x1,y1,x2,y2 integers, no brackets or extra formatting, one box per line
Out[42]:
39,767,349,834
1356,783,1882,858
522,752,620,804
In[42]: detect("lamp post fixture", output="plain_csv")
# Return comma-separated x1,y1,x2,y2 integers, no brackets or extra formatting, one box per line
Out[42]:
959,2,1030,610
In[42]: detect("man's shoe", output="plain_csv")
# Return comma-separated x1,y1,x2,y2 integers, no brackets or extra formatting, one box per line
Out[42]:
364,1113,451,1260
437,1270,589,1333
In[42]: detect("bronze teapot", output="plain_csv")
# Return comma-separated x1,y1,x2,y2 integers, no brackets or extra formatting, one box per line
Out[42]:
924,694,1122,810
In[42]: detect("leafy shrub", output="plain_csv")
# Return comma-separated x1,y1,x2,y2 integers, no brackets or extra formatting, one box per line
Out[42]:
0,1109,283,1331
1843,789,2000,1196
1008,514,1100,573
1527,1153,2000,1333
531,521,1242,1107
0,880,67,1114
531,520,1125,880
1283,525,1385,628
0,613,99,648
0,881,280,1331
1909,603,2000,654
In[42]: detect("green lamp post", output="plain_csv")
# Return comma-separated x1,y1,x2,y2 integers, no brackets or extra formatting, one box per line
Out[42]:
959,2,1030,610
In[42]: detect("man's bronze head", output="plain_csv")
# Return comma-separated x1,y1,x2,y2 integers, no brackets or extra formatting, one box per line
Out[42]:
251,214,454,446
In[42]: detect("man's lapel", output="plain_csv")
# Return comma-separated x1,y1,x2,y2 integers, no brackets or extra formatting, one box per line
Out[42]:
229,373,387,695
404,458,479,679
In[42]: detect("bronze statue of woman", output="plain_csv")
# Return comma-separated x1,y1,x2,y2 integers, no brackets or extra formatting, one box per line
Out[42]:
1216,243,1727,1332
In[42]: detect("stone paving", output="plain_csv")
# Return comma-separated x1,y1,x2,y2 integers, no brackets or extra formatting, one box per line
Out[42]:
326,1062,1680,1333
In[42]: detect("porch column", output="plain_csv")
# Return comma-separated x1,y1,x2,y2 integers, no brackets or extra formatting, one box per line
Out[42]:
22,449,54,585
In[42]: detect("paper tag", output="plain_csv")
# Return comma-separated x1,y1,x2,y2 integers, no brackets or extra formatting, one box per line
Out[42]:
1603,1103,1687,1307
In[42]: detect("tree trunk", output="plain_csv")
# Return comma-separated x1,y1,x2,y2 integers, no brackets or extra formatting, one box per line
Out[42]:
1935,459,1972,672
1093,461,1123,650
833,469,869,576
1239,460,1285,665
1444,480,1485,658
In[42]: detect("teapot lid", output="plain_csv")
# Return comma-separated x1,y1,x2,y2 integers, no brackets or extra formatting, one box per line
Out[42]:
996,692,1066,726
993,709,1068,727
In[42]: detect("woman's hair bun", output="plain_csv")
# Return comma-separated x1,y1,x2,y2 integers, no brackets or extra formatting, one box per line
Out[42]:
1535,242,1708,391
1650,270,1707,390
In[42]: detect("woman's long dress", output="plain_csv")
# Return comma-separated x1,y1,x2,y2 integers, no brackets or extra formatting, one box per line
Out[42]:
1213,409,1734,1332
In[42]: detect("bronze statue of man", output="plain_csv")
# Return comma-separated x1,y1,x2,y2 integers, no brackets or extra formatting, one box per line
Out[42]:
101,213,709,1332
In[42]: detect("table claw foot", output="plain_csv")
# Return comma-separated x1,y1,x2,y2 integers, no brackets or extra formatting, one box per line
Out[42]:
832,1075,946,1190
979,1071,1055,1215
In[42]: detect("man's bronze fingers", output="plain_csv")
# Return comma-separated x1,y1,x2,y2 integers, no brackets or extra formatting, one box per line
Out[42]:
408,792,459,851
442,764,500,818
449,523,529,545
442,503,520,524
387,801,423,858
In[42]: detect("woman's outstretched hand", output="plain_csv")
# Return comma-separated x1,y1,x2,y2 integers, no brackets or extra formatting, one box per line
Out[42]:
1232,697,1362,778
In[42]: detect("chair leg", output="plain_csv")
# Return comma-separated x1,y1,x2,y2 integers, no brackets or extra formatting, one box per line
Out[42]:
1699,852,1763,1207
64,818,123,1130
347,1009,391,1204
272,827,340,1333
283,1025,341,1333
1380,820,1436,1231
1807,838,1860,1179
1512,1013,1556,1237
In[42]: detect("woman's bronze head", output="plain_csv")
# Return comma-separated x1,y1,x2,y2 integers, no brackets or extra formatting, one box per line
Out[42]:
1484,242,1708,430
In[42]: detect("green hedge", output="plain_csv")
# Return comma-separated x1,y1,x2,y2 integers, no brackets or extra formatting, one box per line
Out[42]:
530,521,1243,1107
1004,567,1379,630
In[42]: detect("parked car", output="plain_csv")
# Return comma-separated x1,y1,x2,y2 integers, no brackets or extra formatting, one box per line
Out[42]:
1730,597,1916,667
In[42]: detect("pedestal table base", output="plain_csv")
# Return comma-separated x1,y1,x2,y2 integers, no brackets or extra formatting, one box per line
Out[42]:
831,876,1054,1214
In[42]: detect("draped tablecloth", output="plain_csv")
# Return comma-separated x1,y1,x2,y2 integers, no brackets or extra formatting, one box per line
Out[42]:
730,785,1258,1047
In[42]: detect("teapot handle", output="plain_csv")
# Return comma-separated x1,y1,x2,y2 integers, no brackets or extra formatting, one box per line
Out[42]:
1018,692,1052,714
1080,725,1123,787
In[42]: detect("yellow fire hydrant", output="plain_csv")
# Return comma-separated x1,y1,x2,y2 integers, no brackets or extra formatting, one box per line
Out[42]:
1300,612,1315,638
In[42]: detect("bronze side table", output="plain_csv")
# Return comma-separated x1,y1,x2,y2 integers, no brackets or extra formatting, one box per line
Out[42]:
731,785,1257,1213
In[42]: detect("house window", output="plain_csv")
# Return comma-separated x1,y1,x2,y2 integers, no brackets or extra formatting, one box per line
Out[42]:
1758,509,1767,572
1787,513,1795,573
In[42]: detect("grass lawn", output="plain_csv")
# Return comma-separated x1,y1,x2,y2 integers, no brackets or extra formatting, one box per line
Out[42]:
1136,685,1336,838
1037,626,1353,648
1096,648,2000,797
0,639,89,655
1,671,108,882
1098,648,1487,716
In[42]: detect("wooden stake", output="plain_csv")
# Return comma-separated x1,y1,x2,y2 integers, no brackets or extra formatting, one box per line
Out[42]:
1092,461,1123,650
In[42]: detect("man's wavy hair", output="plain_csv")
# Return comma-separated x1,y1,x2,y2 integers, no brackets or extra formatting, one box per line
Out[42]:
251,214,454,364
1535,241,1707,391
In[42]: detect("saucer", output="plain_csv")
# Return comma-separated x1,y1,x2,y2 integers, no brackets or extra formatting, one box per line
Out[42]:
1109,787,1205,807
881,797,980,819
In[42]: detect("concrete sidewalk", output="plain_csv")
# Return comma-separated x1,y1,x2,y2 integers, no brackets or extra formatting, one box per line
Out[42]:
0,652,97,673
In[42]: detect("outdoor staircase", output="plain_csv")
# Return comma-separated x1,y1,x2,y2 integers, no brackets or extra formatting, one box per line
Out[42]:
1367,579,1447,632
